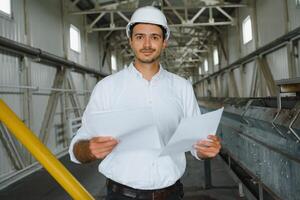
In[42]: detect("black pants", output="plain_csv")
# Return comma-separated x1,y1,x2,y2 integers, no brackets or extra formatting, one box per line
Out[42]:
105,182,184,200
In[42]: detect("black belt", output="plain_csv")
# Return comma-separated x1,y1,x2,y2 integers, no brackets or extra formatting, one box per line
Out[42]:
106,179,182,200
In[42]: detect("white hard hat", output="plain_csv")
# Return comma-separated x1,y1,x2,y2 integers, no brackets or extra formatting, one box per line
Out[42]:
126,6,170,40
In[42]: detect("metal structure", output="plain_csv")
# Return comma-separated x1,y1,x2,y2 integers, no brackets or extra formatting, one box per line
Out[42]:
198,91,300,200
69,0,245,78
1,0,300,199
194,26,300,98
0,36,107,76
194,27,300,96
0,99,94,200
190,1,300,199
192,24,300,197
0,30,107,190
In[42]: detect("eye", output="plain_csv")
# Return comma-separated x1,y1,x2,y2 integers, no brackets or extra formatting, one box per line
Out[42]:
135,35,143,40
152,35,160,41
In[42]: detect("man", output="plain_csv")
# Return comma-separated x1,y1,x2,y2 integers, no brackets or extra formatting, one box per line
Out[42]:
69,6,221,200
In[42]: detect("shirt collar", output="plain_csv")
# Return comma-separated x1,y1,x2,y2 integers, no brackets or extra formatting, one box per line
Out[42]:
127,62,165,81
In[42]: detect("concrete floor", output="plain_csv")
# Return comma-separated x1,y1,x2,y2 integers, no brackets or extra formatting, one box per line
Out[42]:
0,154,246,200
181,154,245,200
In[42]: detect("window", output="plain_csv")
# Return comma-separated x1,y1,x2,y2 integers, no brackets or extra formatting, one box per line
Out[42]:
297,0,300,8
198,67,202,75
70,25,81,52
242,16,253,44
204,59,208,72
213,48,219,65
0,0,11,16
111,54,117,71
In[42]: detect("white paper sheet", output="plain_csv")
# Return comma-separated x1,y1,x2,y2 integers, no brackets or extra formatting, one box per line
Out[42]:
159,108,224,156
85,107,161,150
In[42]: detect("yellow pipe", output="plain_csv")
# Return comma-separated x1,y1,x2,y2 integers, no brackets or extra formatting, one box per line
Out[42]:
0,99,94,200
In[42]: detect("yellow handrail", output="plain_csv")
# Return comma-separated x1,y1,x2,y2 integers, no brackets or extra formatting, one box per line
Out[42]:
0,99,94,200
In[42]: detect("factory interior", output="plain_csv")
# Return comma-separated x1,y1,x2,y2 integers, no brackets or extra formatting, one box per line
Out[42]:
0,0,299,199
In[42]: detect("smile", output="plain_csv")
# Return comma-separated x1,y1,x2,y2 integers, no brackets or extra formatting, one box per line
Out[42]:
140,50,155,55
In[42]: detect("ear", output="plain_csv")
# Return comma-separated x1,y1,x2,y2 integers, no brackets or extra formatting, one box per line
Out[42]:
162,39,167,49
129,37,133,48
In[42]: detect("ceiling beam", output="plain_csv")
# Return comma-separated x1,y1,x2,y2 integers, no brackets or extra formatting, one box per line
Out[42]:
69,4,246,15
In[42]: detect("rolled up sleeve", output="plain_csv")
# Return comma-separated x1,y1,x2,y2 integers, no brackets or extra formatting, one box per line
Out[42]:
68,81,107,164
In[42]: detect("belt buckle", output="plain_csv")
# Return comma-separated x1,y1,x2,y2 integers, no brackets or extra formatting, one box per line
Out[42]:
152,190,166,200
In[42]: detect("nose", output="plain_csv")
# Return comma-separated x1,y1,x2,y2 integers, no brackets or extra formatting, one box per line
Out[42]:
143,36,152,49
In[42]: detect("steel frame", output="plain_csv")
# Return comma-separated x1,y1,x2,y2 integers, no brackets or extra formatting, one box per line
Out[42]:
68,0,245,78
39,69,67,144
0,122,25,170
0,36,107,77
69,2,242,32
199,99,300,199
0,0,109,191
194,27,300,85
194,27,300,98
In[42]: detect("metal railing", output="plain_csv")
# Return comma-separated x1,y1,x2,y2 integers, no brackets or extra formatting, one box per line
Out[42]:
0,99,94,200
194,26,300,85
0,84,91,94
0,36,108,77
68,117,82,138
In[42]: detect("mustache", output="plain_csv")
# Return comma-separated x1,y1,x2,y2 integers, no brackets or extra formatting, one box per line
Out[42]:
140,48,155,52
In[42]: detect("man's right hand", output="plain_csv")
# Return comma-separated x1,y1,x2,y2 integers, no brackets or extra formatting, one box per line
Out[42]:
89,137,119,159
73,136,118,163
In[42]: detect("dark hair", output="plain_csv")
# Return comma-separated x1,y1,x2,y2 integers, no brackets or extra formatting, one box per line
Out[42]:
129,23,167,40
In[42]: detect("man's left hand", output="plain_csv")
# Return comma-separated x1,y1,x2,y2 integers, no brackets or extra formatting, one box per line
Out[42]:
193,135,221,159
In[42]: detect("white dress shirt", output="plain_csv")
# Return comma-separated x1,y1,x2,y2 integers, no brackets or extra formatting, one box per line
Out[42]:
69,63,201,190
